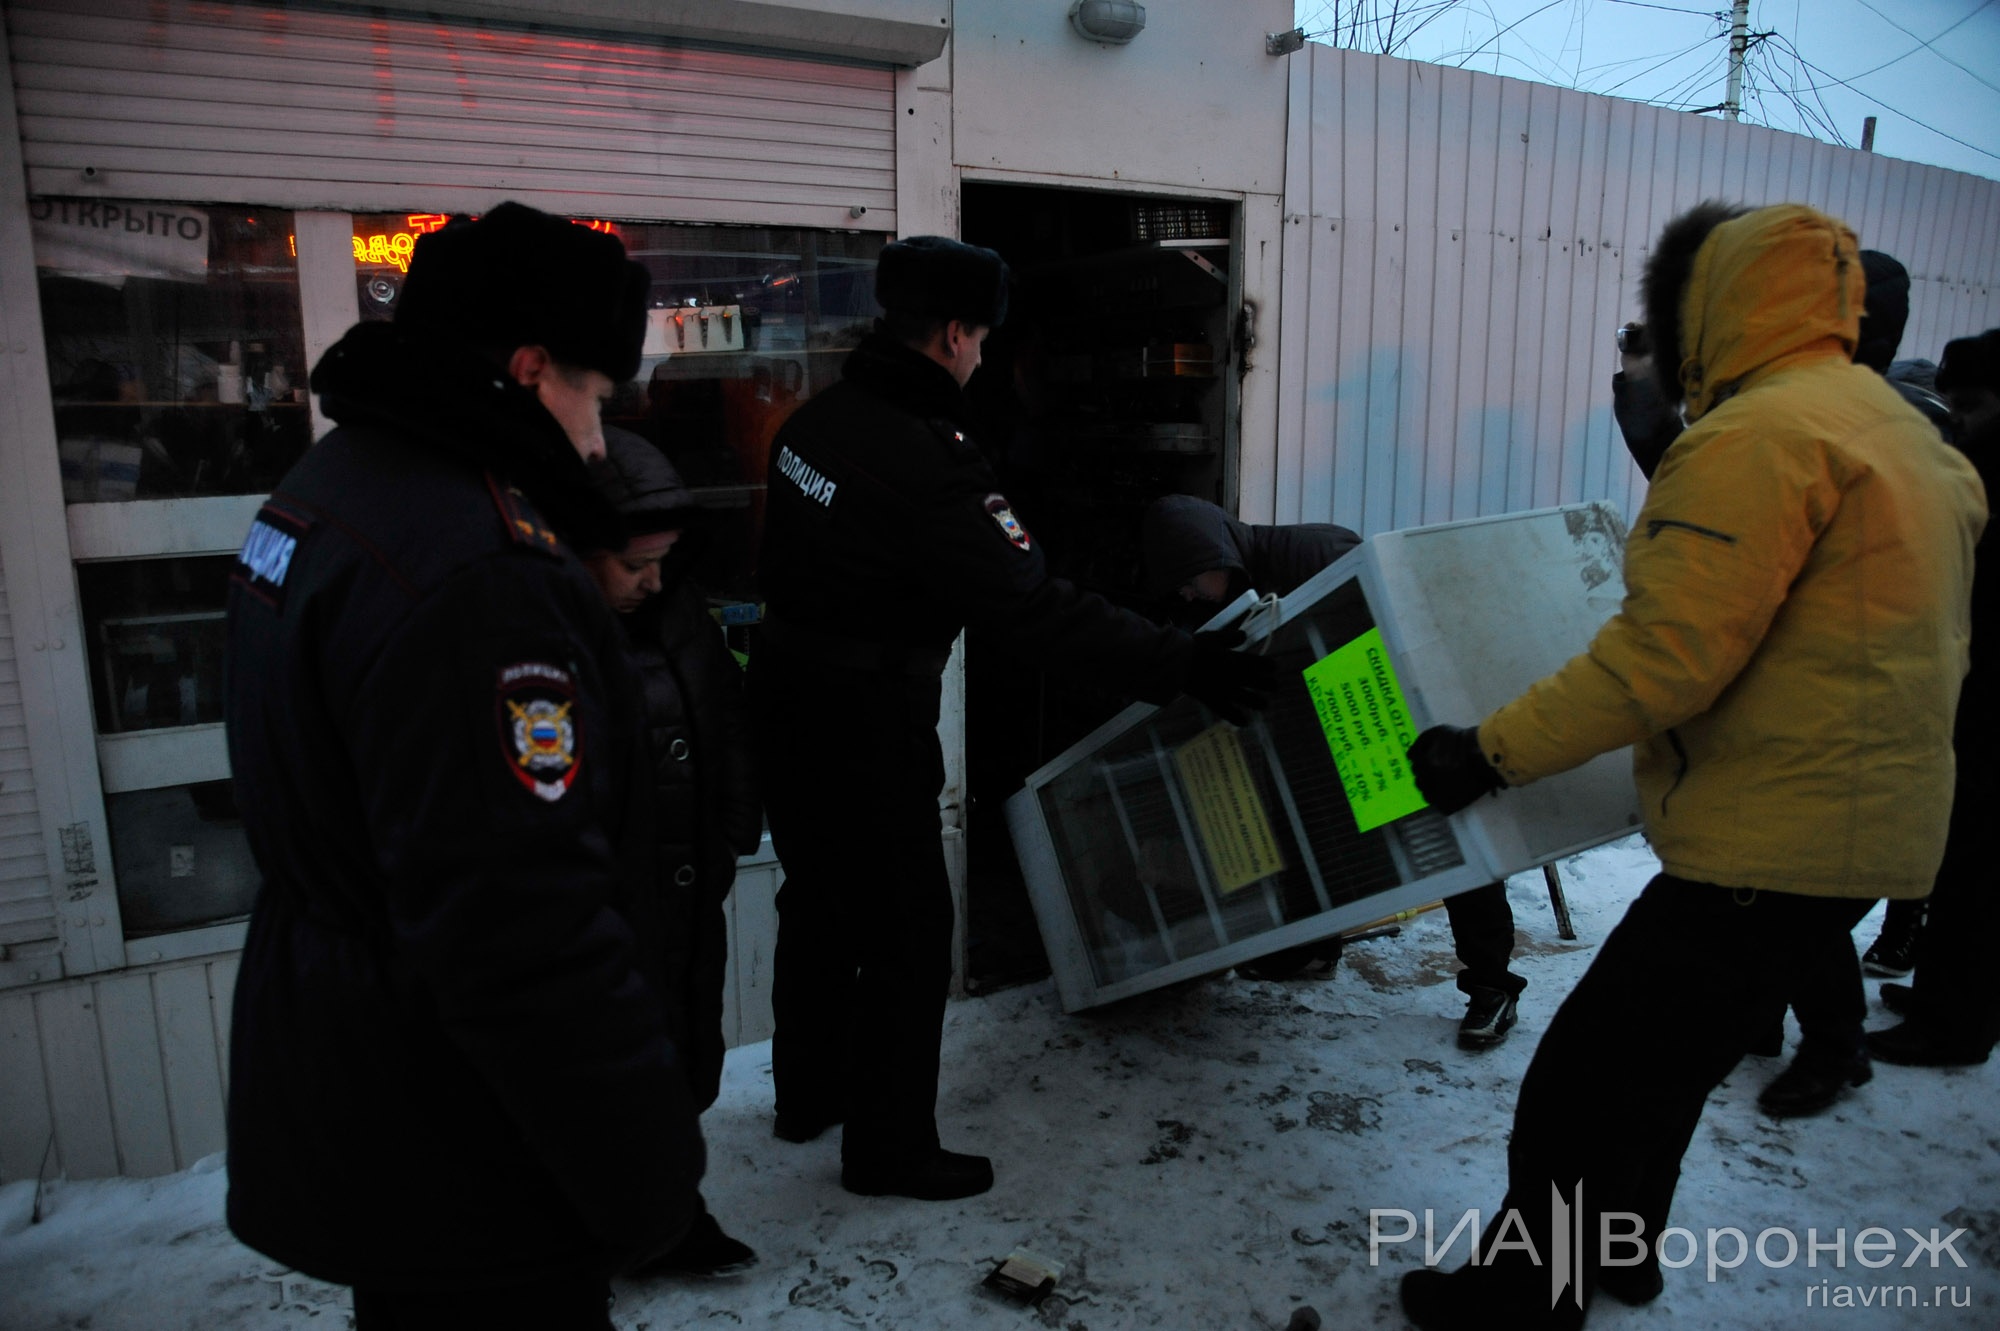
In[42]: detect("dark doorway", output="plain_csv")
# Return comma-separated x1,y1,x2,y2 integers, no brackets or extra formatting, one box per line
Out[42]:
958,182,1240,991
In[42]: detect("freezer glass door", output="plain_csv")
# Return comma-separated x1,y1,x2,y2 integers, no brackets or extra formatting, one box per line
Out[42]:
1031,576,1464,990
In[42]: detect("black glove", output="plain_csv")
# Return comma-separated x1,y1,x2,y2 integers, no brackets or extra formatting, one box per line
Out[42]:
1407,724,1506,815
1183,628,1278,725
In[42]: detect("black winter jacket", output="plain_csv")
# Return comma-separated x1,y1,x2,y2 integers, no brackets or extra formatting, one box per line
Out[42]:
622,570,761,1110
756,333,1193,701
222,321,704,1290
1141,494,1361,604
589,429,760,1107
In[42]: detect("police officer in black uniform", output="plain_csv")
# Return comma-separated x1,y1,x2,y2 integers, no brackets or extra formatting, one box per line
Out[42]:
750,236,1272,1201
223,204,704,1328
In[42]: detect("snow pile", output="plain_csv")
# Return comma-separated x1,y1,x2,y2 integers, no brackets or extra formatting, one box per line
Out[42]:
3,837,1995,1329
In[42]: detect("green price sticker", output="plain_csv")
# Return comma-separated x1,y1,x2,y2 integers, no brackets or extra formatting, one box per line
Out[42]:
1300,627,1428,833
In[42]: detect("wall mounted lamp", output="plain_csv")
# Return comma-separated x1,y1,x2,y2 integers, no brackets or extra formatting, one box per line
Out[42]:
1070,0,1146,45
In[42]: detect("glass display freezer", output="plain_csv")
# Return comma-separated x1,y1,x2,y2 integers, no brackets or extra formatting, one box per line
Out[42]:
1006,502,1643,1011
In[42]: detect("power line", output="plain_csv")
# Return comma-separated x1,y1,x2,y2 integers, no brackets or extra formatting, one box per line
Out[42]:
1300,2,1490,58
1447,0,1573,69
1603,0,1720,14
1594,33,1715,97
1846,0,2000,95
1837,0,1993,84
1653,48,1728,112
1749,42,1847,142
1764,31,2000,164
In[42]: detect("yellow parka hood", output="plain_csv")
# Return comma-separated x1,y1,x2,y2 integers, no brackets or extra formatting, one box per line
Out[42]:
1678,204,1865,421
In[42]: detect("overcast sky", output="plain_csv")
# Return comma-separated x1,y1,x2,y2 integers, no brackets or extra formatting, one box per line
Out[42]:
1293,0,2000,183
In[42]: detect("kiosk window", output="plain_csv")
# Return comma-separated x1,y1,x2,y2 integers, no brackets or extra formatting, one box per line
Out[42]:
106,781,259,938
31,200,311,501
352,214,884,608
77,555,232,736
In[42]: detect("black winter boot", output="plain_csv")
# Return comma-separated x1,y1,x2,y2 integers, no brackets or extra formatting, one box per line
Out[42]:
1757,1050,1872,1117
636,1209,758,1278
1861,902,1926,978
842,1147,994,1200
1457,986,1518,1050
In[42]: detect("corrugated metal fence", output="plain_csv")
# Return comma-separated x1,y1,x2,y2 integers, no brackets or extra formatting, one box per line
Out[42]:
1262,43,2000,532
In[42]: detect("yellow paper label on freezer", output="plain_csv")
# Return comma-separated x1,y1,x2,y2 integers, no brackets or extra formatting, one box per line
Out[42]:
1173,722,1286,893
1301,627,1428,833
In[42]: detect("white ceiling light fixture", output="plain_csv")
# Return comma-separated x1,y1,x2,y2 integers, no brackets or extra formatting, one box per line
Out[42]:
1070,0,1146,45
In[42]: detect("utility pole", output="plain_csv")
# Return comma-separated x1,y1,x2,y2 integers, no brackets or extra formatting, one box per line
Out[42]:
1724,0,1750,122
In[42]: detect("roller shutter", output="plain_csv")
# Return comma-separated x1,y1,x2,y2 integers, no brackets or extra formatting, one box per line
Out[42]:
6,0,897,229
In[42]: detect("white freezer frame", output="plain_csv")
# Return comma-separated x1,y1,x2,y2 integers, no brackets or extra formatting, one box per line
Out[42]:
1009,502,1644,1013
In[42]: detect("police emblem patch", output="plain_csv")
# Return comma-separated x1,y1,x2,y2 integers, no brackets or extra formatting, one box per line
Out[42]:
496,661,580,801
984,494,1032,552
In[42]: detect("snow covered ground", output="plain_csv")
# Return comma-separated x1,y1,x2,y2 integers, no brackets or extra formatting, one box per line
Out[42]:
3,836,1995,1330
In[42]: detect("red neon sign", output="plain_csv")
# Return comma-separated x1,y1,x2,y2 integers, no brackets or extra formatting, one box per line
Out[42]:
349,214,621,273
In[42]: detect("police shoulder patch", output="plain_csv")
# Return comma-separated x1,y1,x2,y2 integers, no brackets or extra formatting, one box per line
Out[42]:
230,502,313,610
984,493,1032,552
486,476,564,558
496,661,581,802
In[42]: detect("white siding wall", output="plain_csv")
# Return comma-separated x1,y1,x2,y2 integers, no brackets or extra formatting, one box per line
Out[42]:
950,0,1292,198
0,554,60,974
0,856,783,1183
1261,43,2000,532
6,0,897,229
0,952,235,1182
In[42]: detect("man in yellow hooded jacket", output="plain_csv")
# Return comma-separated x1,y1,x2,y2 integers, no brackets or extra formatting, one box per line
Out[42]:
1397,201,1986,1330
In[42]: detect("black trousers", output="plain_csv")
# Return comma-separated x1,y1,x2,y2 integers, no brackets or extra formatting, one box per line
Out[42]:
751,652,955,1165
351,1277,612,1330
1444,881,1525,997
1906,757,1999,1048
1461,875,1873,1328
1778,912,1873,1067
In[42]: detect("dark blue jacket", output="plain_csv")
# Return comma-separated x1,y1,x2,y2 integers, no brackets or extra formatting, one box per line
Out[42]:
1141,494,1361,605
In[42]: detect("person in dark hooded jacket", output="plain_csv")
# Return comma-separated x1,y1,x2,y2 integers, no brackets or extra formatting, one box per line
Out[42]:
1866,327,2000,1069
582,427,764,1276
223,204,705,1329
1141,496,1528,1047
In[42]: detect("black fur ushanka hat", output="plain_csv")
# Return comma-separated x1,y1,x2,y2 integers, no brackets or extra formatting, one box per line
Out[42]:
396,202,651,381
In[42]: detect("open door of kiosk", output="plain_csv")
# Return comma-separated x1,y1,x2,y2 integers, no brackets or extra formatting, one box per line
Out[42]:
1006,503,1643,1012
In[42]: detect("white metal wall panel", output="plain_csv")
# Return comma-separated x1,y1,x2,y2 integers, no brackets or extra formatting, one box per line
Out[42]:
1269,43,2000,533
0,953,235,1182
0,555,58,965
6,0,896,229
950,0,1291,198
0,858,788,1182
